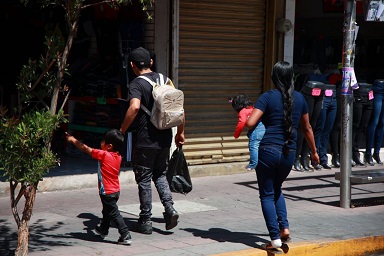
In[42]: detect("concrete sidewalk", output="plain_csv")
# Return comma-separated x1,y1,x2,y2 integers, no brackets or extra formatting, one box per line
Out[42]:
0,155,383,256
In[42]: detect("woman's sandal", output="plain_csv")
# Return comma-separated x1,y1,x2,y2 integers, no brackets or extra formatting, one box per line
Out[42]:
280,229,291,243
260,242,283,254
281,235,291,243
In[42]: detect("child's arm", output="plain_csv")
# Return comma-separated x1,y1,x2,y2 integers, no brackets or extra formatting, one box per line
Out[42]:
65,132,92,156
234,118,245,138
234,109,247,138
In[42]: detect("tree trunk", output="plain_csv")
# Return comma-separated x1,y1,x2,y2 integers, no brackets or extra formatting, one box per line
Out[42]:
15,220,29,256
14,185,37,256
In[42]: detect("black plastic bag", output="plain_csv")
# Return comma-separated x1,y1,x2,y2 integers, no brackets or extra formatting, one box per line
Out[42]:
167,146,192,194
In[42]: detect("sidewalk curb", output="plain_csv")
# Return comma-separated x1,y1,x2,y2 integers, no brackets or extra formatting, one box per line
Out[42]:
210,235,384,256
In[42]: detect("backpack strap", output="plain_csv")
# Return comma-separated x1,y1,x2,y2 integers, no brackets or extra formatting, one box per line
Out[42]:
138,73,166,86
136,73,166,116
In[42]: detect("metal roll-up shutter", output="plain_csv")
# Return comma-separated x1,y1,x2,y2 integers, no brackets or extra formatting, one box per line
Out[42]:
178,0,266,165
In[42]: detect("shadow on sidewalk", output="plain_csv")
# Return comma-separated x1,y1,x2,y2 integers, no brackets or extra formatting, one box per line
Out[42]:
0,219,17,256
0,217,74,256
67,212,138,243
182,227,270,248
234,174,384,208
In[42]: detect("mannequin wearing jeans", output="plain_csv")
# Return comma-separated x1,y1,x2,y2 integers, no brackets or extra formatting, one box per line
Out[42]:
294,81,324,171
329,81,342,168
365,79,384,165
352,83,373,165
315,84,337,169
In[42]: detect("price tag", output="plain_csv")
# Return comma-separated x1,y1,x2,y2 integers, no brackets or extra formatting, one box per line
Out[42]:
97,97,107,104
311,88,321,96
325,89,333,97
368,90,374,100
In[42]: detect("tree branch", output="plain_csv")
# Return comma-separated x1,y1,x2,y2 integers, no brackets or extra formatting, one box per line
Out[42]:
81,0,119,10
59,89,71,111
29,59,56,93
10,179,21,227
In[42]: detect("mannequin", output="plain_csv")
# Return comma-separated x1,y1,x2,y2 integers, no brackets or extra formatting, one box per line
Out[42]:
365,79,384,165
295,81,324,171
352,83,373,166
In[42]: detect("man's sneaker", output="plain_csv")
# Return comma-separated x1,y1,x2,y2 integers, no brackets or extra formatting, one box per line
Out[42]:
117,231,132,245
163,206,179,230
135,220,153,234
95,225,108,239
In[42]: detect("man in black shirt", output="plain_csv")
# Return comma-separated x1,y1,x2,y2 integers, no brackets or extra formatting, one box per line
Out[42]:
120,47,185,234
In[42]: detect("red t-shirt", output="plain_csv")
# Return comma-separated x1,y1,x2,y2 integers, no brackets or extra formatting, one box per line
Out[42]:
92,149,122,195
234,106,254,138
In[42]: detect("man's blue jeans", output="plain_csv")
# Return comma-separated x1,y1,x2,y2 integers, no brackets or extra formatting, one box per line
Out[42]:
247,122,265,169
256,146,294,240
366,80,384,156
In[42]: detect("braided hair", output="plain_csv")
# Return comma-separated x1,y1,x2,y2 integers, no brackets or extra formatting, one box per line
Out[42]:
271,61,294,156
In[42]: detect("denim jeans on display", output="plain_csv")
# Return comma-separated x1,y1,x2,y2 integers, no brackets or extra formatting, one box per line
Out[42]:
247,122,266,169
329,86,342,154
366,80,384,156
256,146,295,240
352,85,373,154
99,191,129,235
315,89,337,165
132,147,173,221
296,83,324,158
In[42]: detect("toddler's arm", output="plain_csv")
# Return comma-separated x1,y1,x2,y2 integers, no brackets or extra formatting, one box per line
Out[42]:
65,132,92,156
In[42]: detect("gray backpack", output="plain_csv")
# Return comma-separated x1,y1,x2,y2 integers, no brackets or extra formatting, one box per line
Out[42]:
138,74,184,130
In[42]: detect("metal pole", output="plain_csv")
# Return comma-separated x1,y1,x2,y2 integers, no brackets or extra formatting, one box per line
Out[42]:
340,0,356,209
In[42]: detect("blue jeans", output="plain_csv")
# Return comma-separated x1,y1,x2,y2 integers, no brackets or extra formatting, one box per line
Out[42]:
366,80,384,156
352,85,373,154
256,146,294,240
296,85,324,158
315,93,337,164
247,122,265,169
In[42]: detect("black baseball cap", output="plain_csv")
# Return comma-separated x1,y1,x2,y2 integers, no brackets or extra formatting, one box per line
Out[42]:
129,47,151,67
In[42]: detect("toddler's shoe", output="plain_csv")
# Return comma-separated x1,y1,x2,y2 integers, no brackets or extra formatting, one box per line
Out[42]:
117,231,132,245
95,225,108,239
245,165,254,171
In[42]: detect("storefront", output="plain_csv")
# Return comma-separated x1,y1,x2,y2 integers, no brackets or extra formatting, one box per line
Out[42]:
175,0,268,165
1,0,281,166
293,0,384,85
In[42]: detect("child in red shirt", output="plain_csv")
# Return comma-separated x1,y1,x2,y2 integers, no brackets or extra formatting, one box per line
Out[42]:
231,94,265,171
65,129,132,245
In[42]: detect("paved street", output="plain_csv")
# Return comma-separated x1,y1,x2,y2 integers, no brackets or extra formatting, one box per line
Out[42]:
0,160,384,256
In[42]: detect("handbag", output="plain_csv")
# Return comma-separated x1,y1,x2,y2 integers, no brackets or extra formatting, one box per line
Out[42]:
167,145,192,194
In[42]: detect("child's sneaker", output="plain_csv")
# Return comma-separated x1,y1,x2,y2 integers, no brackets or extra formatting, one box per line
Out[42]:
117,231,132,245
245,165,253,171
95,225,108,239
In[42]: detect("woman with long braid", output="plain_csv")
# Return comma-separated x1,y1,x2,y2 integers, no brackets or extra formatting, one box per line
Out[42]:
246,61,319,252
